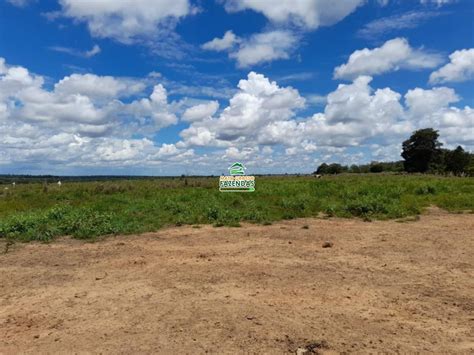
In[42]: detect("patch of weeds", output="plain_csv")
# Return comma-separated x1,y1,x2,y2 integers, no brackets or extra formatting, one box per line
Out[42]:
46,205,72,220
206,206,220,221
215,209,241,226
243,209,265,222
0,207,115,241
280,198,308,213
324,205,337,217
282,212,296,220
163,199,186,214
35,223,57,242
63,209,118,239
415,185,437,195
0,213,51,242
344,197,388,218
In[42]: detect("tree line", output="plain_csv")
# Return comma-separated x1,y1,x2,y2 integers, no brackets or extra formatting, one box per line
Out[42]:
315,128,474,176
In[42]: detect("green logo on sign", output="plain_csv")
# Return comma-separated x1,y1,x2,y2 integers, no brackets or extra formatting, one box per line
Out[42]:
229,162,246,176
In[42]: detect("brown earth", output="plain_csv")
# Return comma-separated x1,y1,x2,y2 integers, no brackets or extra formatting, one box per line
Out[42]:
1,209,473,354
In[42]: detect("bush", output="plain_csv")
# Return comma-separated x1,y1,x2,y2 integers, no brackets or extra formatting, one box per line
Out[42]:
62,209,118,239
344,197,388,217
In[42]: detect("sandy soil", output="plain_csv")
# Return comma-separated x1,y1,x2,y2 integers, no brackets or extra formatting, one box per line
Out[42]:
1,209,473,354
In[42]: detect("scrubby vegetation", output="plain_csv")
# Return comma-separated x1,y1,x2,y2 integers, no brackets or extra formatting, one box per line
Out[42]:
316,129,474,176
1,174,473,242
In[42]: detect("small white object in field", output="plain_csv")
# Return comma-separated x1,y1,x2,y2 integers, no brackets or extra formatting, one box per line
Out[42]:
58,181,62,186
12,182,16,186
315,174,322,179
4,187,9,190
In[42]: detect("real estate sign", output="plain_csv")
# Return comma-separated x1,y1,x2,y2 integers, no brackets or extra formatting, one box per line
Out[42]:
219,162,255,192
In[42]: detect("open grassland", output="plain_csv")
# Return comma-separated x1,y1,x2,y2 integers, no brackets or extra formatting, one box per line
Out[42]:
1,175,473,242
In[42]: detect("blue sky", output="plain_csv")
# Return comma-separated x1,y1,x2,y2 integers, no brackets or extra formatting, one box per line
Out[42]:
1,0,473,175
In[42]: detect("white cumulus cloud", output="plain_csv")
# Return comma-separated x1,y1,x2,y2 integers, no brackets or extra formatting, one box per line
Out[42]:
217,0,367,67
179,71,305,146
0,57,178,141
179,71,473,164
429,48,474,84
223,0,364,29
334,38,443,80
182,101,219,122
202,30,240,51
57,0,194,42
405,87,474,145
201,30,298,67
2,54,473,174
230,30,298,68
54,74,145,100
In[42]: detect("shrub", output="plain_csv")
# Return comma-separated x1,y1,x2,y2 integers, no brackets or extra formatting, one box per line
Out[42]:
344,197,388,217
60,208,118,239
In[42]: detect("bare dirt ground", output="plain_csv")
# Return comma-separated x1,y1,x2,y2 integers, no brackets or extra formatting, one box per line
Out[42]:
1,208,473,354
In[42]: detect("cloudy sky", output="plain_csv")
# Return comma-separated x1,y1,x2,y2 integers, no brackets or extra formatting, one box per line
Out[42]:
1,0,473,175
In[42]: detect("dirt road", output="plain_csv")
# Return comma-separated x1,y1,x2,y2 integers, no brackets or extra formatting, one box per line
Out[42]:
1,209,473,353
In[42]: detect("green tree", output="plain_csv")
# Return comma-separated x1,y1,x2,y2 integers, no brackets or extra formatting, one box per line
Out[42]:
349,164,361,173
369,163,384,173
315,163,329,174
327,163,344,174
445,146,471,175
466,161,474,177
401,128,443,173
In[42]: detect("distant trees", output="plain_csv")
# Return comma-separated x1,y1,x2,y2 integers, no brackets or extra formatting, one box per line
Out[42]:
327,164,345,174
315,163,329,174
444,146,471,176
314,161,403,175
369,163,384,173
401,129,472,175
401,128,442,173
316,163,345,175
313,128,473,176
349,164,361,173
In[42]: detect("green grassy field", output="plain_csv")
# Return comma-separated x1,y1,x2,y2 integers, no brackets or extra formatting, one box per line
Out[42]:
0,174,473,242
